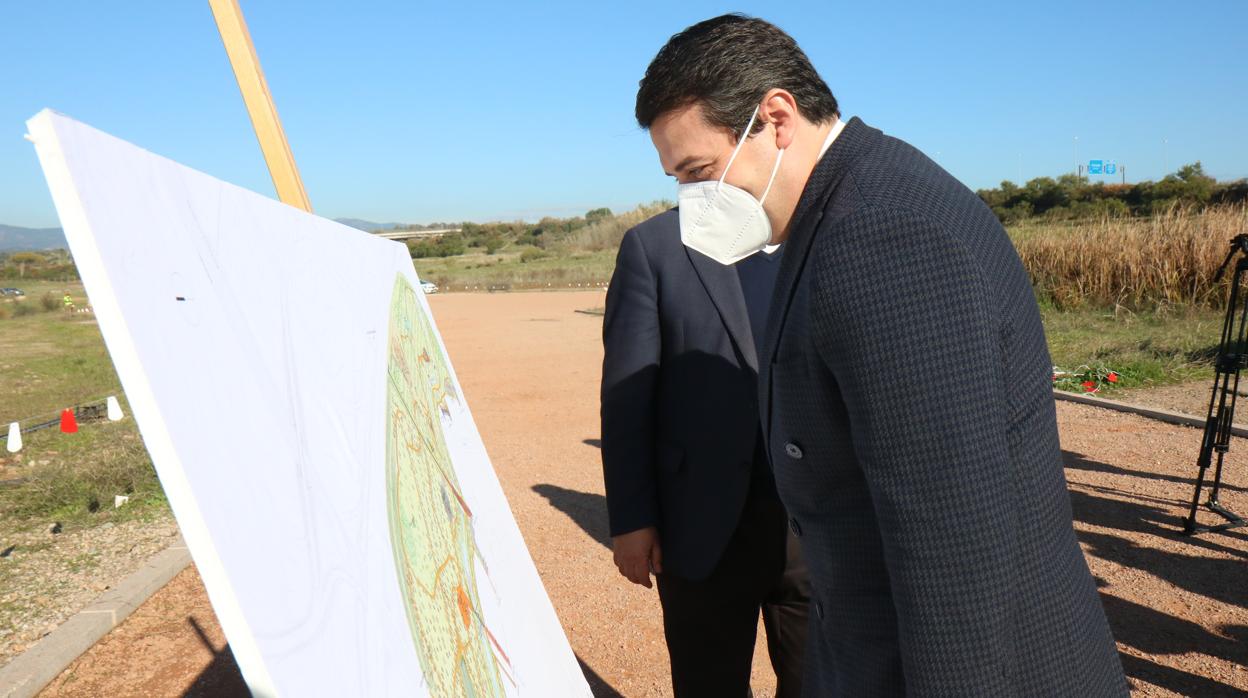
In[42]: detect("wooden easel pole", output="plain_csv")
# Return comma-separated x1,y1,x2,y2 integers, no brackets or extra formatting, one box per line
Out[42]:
207,0,312,212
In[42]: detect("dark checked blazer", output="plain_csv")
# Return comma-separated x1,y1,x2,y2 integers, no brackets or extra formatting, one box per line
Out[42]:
758,118,1128,696
601,209,770,581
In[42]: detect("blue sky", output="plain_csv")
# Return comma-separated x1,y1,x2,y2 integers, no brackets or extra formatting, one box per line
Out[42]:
2,1,1245,228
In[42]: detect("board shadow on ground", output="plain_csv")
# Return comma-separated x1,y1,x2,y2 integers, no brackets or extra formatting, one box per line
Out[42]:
576,655,626,698
177,619,626,698
181,617,248,697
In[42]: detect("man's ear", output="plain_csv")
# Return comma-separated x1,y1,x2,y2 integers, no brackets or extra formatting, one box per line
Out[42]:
759,89,799,150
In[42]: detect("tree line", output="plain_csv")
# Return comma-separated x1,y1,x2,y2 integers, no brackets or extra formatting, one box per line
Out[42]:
977,162,1248,224
0,250,79,281
406,207,617,258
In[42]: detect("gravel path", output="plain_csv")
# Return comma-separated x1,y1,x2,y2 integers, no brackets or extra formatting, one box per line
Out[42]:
28,291,1248,696
0,514,178,667
1056,401,1247,696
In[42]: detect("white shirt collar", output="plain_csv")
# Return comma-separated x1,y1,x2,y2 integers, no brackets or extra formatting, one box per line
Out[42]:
755,118,847,256
818,116,847,160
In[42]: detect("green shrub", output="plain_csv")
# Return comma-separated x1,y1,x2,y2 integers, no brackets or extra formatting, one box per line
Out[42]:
520,247,550,263
408,234,468,259
978,162,1243,224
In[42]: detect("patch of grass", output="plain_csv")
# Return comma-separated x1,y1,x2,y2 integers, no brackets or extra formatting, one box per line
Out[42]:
15,541,53,555
520,247,551,263
0,278,158,532
413,248,616,290
65,551,100,574
0,419,166,529
0,281,120,425
1043,305,1223,394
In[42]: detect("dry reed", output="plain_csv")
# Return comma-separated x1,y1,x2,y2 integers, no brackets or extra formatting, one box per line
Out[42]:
1012,205,1248,309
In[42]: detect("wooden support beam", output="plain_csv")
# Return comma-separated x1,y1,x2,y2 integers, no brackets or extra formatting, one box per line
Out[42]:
207,0,312,212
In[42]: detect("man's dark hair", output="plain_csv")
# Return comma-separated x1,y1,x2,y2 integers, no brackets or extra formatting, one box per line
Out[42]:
636,14,838,137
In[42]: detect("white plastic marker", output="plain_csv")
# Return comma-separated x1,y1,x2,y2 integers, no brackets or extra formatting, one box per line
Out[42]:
5,423,20,453
106,396,124,422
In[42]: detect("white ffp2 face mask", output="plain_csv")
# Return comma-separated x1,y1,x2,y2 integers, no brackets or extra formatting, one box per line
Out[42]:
677,106,785,266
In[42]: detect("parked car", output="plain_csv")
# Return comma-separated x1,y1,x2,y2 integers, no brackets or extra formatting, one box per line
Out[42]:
0,288,24,297
420,281,438,295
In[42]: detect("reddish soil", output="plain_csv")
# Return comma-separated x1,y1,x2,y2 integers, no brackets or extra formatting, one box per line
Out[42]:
1115,380,1248,430
36,291,1248,697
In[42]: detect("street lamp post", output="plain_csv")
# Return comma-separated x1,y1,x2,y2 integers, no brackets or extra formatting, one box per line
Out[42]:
1074,135,1079,180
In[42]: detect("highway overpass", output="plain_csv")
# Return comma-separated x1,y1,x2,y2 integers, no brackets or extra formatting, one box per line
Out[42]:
372,228,461,240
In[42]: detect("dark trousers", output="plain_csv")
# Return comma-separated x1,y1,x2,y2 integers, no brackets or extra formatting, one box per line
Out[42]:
656,495,810,698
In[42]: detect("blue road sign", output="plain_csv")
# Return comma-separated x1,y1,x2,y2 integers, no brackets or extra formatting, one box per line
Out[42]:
1088,159,1104,175
1105,161,1117,175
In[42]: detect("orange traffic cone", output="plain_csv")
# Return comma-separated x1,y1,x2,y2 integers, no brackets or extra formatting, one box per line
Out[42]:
60,409,78,434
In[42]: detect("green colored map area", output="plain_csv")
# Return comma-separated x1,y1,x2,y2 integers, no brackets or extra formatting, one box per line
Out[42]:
386,274,509,697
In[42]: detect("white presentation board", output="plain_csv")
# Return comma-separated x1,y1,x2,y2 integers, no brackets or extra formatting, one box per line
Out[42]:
27,110,590,698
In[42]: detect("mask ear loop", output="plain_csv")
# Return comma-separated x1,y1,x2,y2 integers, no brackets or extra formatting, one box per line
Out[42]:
758,147,786,206
716,106,761,189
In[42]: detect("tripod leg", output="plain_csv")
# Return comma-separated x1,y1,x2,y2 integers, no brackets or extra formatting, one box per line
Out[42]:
1186,380,1224,534
1185,258,1248,535
1211,285,1248,504
1186,261,1245,534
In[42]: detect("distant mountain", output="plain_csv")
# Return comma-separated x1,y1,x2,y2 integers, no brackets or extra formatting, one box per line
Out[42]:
334,218,401,232
0,224,66,252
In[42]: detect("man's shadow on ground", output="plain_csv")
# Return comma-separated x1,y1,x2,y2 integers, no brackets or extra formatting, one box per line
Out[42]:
1064,450,1248,696
184,446,1246,697
532,483,612,549
535,448,1248,696
1063,450,1247,605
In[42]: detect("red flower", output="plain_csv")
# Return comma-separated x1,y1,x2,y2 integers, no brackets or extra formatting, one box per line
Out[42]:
1107,372,1119,383
1082,380,1097,392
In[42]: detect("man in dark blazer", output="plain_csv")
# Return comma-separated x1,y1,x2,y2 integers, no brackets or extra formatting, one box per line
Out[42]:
601,208,810,697
632,14,1129,697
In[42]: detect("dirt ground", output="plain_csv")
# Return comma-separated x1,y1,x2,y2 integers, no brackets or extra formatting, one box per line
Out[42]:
0,515,178,667
36,291,1248,697
1115,380,1248,429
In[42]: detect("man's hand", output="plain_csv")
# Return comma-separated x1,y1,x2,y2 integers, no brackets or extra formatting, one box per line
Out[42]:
612,526,662,588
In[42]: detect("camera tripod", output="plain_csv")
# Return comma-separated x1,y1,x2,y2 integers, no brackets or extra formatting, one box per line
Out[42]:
1184,233,1248,535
